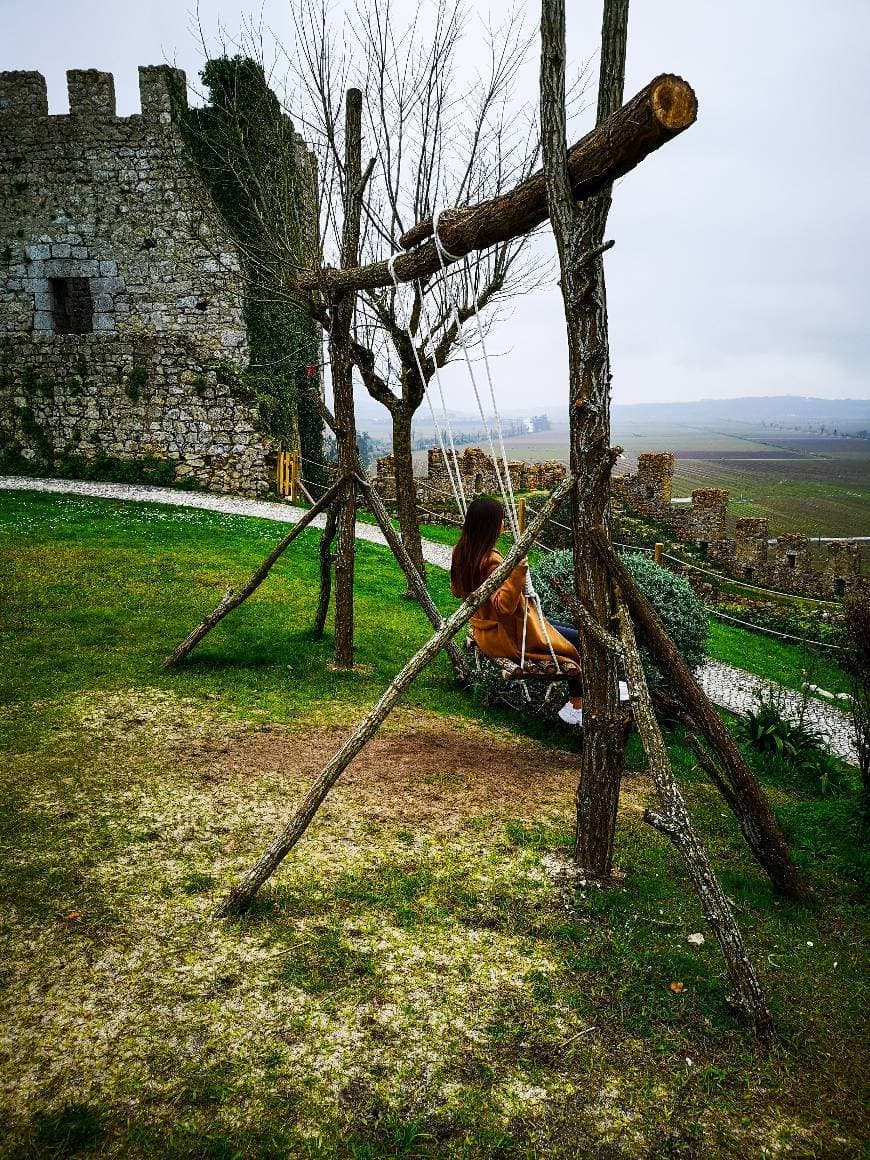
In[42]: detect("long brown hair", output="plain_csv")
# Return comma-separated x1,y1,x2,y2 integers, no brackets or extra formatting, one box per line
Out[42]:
450,497,504,597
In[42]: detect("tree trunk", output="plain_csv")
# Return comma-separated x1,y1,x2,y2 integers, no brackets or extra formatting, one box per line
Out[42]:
591,526,810,902
570,0,630,876
330,88,365,669
541,0,628,878
391,403,426,596
299,73,696,294
355,473,468,682
313,495,340,638
215,474,575,918
615,594,775,1042
163,474,348,668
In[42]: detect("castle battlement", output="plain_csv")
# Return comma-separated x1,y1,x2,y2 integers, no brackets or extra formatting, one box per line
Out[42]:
0,65,187,125
0,61,315,498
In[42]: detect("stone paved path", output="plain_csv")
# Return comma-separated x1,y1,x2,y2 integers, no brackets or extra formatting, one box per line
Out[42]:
697,660,856,765
2,475,857,764
0,475,455,569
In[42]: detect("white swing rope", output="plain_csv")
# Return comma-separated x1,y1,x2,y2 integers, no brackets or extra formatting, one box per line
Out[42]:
430,212,562,677
387,254,468,520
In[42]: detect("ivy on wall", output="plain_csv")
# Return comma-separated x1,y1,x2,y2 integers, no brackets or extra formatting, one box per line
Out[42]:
174,56,324,486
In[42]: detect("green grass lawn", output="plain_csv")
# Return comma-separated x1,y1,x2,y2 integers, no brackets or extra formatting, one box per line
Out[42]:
707,619,850,696
0,490,867,1158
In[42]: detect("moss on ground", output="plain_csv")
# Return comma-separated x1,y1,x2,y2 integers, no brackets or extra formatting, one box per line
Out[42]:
0,491,867,1158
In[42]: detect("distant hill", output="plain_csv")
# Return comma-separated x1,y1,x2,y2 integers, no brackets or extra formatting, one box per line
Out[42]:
354,392,870,432
609,396,870,426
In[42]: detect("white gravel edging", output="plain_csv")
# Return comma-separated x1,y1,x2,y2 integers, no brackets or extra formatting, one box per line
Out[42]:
0,475,454,569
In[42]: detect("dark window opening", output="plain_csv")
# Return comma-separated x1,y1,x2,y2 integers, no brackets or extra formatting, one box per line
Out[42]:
833,577,846,597
787,553,796,568
473,472,484,493
743,566,754,580
645,485,656,499
50,277,93,334
698,540,709,555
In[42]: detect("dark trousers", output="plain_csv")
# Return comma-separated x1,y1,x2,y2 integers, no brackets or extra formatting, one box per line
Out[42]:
550,621,583,699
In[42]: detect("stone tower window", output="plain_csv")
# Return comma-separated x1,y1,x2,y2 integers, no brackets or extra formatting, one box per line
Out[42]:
787,553,796,568
698,540,709,555
743,566,754,580
646,485,655,499
833,577,846,597
49,277,94,334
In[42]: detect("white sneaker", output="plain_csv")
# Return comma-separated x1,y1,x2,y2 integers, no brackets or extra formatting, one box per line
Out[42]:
558,702,584,727
618,680,630,702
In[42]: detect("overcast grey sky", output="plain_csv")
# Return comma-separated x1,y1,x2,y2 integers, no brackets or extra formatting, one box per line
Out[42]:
3,0,868,408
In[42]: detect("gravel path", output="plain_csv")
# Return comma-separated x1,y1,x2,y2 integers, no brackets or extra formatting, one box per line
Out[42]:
697,660,856,765
2,475,857,764
0,475,454,569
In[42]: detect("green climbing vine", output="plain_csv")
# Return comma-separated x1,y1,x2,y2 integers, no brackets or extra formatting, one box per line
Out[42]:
174,56,324,487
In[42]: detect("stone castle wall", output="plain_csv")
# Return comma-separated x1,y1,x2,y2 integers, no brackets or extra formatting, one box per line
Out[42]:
373,445,567,505
373,441,863,599
0,67,281,495
615,453,864,600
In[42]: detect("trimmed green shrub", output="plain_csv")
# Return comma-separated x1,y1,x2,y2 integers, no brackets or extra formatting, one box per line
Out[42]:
532,549,709,679
466,549,708,723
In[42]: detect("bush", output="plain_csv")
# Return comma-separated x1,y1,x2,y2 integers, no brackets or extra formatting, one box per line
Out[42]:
466,549,708,722
840,595,870,814
532,549,709,680
741,694,846,797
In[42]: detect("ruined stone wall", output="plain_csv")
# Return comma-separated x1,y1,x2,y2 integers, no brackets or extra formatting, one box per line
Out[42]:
613,451,864,599
0,67,276,495
372,445,567,514
613,453,728,546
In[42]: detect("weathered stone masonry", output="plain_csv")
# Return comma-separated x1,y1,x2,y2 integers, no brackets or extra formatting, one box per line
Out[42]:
0,66,312,495
614,452,865,599
373,446,568,505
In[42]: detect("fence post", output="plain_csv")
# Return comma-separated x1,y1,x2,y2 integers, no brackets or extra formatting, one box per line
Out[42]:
290,449,301,504
654,542,664,566
518,496,526,535
276,450,287,497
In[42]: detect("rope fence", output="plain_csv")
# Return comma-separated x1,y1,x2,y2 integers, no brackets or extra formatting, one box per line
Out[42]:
708,609,843,652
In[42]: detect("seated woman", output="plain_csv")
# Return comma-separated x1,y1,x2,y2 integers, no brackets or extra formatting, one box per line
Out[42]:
450,496,585,726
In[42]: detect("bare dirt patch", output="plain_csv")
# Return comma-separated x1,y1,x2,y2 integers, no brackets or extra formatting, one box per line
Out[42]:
180,715,591,834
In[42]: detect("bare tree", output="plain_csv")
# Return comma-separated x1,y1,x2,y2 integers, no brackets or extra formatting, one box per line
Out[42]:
287,0,548,585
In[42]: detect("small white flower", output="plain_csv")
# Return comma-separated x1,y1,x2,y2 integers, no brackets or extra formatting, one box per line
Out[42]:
687,933,705,946
806,940,814,947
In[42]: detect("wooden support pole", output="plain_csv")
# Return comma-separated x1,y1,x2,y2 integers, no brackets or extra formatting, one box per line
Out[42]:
654,542,664,566
518,496,527,535
214,474,576,918
298,74,697,295
590,525,810,901
163,474,349,668
356,474,468,682
541,0,628,879
312,493,341,639
615,593,775,1042
330,87,366,669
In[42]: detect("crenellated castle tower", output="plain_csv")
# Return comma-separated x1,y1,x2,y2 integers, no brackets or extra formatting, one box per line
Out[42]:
0,66,317,495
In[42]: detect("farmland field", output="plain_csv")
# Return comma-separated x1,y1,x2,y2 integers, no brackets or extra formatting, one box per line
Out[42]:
452,422,870,538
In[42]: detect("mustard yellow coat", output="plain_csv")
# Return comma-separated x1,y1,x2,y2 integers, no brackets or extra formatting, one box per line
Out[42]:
452,550,582,668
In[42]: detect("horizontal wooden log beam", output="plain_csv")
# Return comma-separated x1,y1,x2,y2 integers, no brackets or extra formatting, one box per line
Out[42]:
300,74,696,294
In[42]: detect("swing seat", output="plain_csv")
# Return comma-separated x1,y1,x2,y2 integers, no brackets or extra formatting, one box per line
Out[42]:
463,634,582,683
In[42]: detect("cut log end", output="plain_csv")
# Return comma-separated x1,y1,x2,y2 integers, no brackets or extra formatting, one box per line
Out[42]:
650,75,698,131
